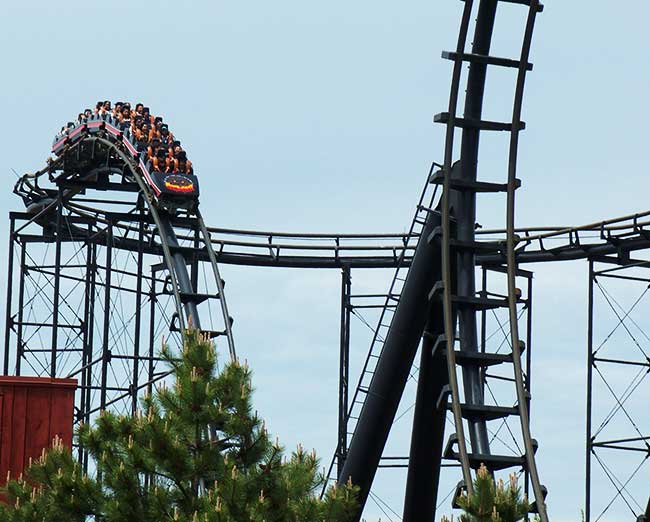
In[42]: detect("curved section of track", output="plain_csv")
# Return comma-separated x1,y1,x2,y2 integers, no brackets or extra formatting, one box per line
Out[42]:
17,113,236,360
436,0,547,518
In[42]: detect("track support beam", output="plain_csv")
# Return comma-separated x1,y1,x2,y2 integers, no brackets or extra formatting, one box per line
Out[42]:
337,212,442,520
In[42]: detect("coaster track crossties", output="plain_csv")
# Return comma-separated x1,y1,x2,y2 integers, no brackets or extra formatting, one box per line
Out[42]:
4,2,650,521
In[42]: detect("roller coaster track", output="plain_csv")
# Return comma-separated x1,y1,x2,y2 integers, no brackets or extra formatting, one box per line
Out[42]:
435,0,547,518
15,114,237,361
8,20,650,516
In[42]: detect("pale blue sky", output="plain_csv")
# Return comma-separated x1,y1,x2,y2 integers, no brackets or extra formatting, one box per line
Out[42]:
1,1,649,520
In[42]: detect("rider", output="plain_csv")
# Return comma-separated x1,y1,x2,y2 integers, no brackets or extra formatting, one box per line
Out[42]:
152,148,169,173
159,123,174,146
133,103,144,119
112,102,123,119
168,140,183,160
147,137,162,161
119,106,131,130
172,151,193,175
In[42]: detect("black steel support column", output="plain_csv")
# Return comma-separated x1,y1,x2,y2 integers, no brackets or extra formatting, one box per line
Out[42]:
584,258,650,520
337,266,352,476
338,212,442,519
403,280,447,522
585,259,595,522
100,225,112,410
525,271,534,502
50,194,63,377
191,224,200,297
15,240,26,376
457,0,499,455
148,266,157,397
3,217,15,375
132,212,145,414
79,226,94,464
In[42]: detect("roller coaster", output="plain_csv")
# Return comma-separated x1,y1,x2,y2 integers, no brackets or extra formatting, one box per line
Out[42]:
3,1,650,521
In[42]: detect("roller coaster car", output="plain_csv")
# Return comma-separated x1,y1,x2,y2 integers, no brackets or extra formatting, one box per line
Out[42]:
51,115,200,212
144,164,200,212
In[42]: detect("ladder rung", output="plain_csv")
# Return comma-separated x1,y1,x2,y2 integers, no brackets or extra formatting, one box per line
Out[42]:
178,291,220,305
448,403,519,421
429,169,521,193
452,294,509,311
460,0,543,9
452,350,513,367
496,0,544,12
427,226,503,253
456,295,509,310
450,238,503,253
442,51,532,71
434,112,525,132
443,433,532,471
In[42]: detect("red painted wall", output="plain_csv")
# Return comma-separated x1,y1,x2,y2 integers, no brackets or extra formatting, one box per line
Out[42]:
0,376,76,484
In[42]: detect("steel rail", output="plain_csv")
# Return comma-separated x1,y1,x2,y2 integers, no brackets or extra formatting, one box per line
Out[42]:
24,163,650,270
61,202,415,254
20,196,650,270
57,203,416,269
195,209,236,360
440,0,475,495
504,1,548,519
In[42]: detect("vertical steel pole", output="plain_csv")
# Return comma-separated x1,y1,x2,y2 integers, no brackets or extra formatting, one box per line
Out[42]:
191,223,200,295
480,267,488,386
337,266,352,476
148,266,157,397
15,240,26,376
526,273,533,396
51,194,63,377
132,213,145,414
84,242,97,424
456,0,499,455
403,269,447,522
4,217,16,375
79,226,93,463
100,225,113,411
84,242,97,472
585,259,595,522
525,271,534,503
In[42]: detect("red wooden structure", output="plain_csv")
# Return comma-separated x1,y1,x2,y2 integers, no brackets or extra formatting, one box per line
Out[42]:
0,376,76,484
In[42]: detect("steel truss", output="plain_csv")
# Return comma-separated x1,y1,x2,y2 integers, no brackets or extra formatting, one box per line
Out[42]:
3,196,234,460
587,257,650,522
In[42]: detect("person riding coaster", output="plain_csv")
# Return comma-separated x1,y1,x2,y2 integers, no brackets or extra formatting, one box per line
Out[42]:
52,100,200,205
171,151,193,175
152,148,169,173
159,123,174,146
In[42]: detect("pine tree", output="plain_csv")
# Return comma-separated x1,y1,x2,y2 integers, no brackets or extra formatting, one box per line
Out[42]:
0,330,358,521
442,464,530,522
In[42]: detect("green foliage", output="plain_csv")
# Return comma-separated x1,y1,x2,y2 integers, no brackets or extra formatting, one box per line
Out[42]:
0,330,358,521
442,464,530,522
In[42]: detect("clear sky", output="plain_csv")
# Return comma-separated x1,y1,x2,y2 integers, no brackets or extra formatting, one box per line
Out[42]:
1,1,649,520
